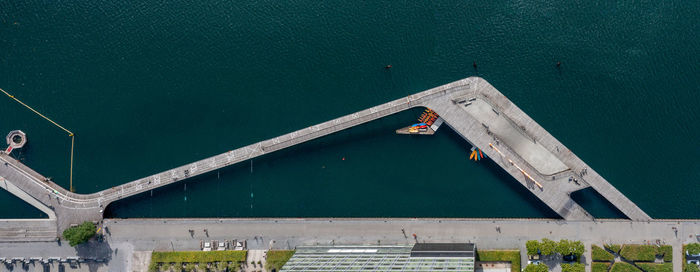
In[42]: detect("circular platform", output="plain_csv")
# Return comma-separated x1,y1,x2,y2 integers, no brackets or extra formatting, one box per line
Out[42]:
6,130,27,149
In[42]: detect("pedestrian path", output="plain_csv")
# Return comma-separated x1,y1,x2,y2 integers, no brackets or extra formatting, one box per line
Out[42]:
0,77,651,239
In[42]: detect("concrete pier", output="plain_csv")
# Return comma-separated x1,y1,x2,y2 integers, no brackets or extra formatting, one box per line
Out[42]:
0,77,651,240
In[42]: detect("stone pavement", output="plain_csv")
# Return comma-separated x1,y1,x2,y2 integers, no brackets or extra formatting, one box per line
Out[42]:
1,218,698,271
103,218,700,272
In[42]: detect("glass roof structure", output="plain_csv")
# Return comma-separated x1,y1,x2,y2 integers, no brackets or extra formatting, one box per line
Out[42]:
281,244,475,272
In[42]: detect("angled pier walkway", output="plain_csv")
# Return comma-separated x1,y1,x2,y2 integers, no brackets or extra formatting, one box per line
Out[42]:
0,77,651,239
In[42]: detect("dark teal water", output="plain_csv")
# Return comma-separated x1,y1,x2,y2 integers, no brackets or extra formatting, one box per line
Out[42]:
1,1,698,219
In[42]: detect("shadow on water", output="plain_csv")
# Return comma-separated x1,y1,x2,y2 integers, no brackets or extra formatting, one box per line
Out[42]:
441,127,562,219
106,107,562,219
570,187,626,219
0,185,49,219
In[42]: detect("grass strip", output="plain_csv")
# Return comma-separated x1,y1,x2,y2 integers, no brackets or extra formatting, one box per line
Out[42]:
151,251,247,263
265,250,295,271
610,262,640,272
606,244,622,254
592,262,611,272
592,245,615,261
637,263,672,272
658,245,672,262
620,245,658,262
476,250,521,272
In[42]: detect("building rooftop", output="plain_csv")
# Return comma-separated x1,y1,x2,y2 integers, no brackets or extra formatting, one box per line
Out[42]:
281,244,475,272
411,243,475,258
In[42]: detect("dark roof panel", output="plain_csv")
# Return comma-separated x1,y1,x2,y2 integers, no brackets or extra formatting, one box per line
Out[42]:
410,243,475,258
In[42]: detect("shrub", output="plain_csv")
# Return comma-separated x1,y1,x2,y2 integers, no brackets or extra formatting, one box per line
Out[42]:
561,263,585,272
526,240,540,256
523,263,549,272
148,261,159,272
688,243,700,255
592,245,615,261
685,263,700,272
62,221,96,247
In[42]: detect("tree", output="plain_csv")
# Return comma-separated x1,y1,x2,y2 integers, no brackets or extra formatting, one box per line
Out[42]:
571,241,585,257
62,221,96,247
526,240,541,256
557,240,585,257
561,263,585,272
557,239,572,255
540,238,557,255
523,263,549,272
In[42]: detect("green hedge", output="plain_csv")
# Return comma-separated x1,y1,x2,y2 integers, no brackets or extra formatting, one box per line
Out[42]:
265,250,295,271
637,263,672,272
592,245,615,261
592,262,611,272
476,250,520,272
151,251,247,263
610,262,639,272
685,244,691,271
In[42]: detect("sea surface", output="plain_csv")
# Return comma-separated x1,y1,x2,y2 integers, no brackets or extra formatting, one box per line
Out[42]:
0,1,698,219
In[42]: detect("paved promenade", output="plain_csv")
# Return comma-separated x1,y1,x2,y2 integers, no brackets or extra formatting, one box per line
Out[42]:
0,77,651,239
103,218,700,272
2,218,697,272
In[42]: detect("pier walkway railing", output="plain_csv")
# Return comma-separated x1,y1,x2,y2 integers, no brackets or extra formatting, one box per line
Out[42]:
0,77,651,237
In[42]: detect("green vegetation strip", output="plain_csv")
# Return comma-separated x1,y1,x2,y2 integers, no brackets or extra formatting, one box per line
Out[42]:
620,244,671,262
523,263,548,272
561,263,585,272
592,245,615,261
606,244,622,254
265,250,295,271
688,243,700,255
658,245,672,262
637,263,672,272
592,262,611,272
610,262,639,272
151,251,247,263
476,250,520,272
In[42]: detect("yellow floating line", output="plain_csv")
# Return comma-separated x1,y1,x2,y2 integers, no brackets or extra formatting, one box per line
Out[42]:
0,88,73,136
1,87,76,191
70,135,75,192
